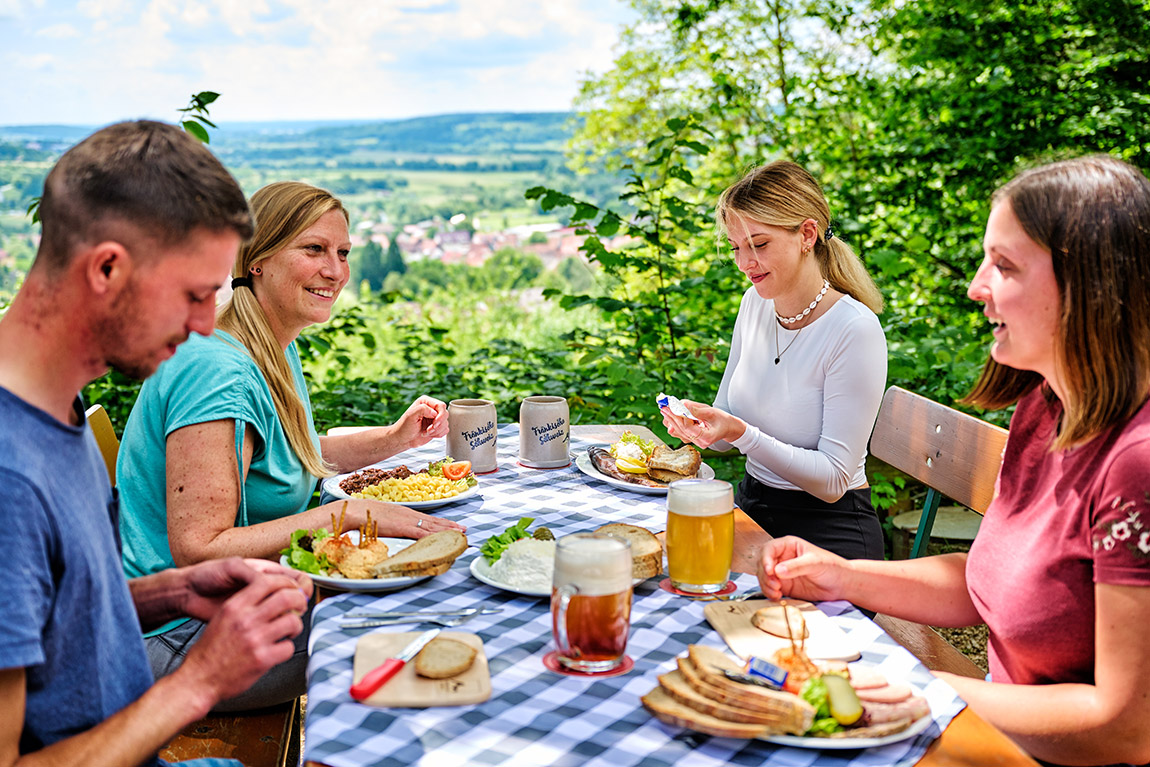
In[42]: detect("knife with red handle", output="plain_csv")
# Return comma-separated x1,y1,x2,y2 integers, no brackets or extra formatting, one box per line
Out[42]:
350,628,441,701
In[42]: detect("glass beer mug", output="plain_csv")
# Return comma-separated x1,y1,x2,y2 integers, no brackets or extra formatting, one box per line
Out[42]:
551,533,633,673
665,478,734,594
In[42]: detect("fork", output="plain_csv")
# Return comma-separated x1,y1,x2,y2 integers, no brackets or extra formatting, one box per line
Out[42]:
339,612,486,630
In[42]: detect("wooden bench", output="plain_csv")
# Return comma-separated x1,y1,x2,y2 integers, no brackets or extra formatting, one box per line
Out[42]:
160,699,301,766
869,385,1008,558
85,403,303,767
868,385,1010,680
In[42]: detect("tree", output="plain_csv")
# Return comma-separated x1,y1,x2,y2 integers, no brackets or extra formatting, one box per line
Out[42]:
383,237,407,278
354,239,387,291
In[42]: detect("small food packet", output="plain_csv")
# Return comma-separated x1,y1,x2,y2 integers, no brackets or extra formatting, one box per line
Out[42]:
656,392,701,422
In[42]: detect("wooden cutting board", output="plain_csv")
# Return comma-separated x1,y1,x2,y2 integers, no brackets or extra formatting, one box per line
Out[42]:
704,599,860,662
352,632,491,708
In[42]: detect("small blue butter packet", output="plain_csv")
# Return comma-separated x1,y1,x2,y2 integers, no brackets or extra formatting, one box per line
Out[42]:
745,657,789,689
656,392,701,422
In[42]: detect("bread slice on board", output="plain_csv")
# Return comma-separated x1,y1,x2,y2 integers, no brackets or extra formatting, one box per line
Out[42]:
416,637,479,679
370,531,468,577
595,523,663,578
642,687,770,739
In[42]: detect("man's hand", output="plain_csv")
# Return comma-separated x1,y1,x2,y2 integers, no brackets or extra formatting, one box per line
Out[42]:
173,570,310,705
178,557,312,624
393,396,449,449
660,400,745,449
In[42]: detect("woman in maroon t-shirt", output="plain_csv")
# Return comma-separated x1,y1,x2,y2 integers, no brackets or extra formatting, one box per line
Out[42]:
756,155,1150,767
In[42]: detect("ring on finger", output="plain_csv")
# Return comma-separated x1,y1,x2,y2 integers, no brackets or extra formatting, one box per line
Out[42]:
417,518,424,528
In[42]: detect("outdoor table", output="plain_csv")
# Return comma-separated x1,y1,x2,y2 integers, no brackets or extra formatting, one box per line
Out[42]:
304,424,1037,767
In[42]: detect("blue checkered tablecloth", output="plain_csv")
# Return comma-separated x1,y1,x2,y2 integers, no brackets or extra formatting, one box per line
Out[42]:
305,425,966,767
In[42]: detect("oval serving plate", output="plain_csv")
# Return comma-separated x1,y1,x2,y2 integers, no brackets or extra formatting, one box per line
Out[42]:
574,449,714,495
323,473,481,510
760,710,933,749
281,534,435,593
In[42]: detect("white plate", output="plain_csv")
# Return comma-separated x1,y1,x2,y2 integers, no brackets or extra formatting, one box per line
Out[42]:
470,555,649,597
323,472,481,509
470,556,550,597
574,449,715,495
760,711,932,749
281,534,436,593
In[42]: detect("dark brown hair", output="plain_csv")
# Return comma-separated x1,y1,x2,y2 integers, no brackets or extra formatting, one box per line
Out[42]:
964,155,1150,448
35,120,252,271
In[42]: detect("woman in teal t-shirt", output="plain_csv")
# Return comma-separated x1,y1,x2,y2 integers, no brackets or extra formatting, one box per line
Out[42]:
118,182,465,711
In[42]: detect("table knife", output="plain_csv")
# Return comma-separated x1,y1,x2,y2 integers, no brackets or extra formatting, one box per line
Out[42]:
349,628,441,701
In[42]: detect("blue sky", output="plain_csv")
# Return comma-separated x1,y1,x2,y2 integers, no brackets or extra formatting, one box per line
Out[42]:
0,0,637,126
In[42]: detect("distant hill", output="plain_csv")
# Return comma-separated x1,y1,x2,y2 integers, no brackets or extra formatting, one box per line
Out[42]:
0,112,577,161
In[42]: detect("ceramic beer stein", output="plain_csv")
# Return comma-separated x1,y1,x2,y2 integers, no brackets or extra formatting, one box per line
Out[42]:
446,399,498,473
518,395,570,468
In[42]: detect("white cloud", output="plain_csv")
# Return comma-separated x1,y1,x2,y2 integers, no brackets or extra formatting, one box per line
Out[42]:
34,21,78,37
0,0,636,124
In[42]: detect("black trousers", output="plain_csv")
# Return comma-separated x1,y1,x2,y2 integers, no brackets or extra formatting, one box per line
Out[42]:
736,474,885,561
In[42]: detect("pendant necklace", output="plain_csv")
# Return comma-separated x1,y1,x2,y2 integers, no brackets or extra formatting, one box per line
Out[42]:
774,319,803,365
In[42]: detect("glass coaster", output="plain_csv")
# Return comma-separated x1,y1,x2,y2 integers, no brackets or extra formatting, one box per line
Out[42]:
659,577,737,597
542,651,634,677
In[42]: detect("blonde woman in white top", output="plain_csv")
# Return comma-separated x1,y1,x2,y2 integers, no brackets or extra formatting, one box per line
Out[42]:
662,161,887,560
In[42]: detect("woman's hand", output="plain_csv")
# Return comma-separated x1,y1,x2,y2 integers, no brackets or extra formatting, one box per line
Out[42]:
660,399,746,449
339,499,466,539
757,535,849,602
391,395,449,449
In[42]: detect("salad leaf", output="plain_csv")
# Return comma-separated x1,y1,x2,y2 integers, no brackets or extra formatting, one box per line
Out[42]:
280,528,333,575
480,517,534,564
799,676,843,735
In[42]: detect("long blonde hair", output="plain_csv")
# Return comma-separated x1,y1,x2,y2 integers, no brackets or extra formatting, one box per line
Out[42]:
963,155,1150,449
715,161,883,314
217,182,348,478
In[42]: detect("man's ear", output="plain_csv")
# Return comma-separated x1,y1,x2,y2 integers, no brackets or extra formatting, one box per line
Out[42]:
84,241,132,295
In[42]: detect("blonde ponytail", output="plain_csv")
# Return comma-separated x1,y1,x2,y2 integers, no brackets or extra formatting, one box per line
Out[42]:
717,161,882,314
218,182,348,479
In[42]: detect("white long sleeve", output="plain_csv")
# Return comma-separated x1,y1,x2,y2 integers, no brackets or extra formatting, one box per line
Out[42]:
714,289,887,502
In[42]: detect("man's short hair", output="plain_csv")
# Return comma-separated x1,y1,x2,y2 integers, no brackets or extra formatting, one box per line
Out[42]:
35,120,253,270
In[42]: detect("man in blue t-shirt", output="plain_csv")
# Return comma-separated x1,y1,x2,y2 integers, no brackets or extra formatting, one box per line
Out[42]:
0,121,313,767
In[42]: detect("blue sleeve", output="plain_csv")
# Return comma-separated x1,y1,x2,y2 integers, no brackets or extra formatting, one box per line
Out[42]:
0,472,55,670
156,339,273,451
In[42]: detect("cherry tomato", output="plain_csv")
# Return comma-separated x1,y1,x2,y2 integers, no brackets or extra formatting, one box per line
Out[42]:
442,461,472,481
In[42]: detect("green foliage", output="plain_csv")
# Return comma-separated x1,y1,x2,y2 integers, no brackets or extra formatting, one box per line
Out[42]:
177,91,220,144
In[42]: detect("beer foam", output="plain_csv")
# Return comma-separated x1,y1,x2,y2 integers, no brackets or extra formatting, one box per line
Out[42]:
666,479,733,517
554,535,632,595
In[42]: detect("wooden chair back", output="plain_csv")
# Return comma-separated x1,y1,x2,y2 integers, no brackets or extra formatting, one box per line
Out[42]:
84,403,120,486
869,386,1008,557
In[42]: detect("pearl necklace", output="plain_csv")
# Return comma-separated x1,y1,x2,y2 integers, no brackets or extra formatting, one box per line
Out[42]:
776,279,829,325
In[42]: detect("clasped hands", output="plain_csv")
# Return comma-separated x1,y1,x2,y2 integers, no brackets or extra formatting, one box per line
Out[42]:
175,557,313,704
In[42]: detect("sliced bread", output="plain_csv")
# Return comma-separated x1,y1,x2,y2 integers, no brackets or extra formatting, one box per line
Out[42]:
595,523,663,578
642,687,770,739
369,531,468,577
415,636,478,679
647,445,701,481
658,670,791,728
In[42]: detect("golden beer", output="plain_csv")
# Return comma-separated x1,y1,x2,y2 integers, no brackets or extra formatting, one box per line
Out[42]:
551,533,633,672
666,479,734,593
